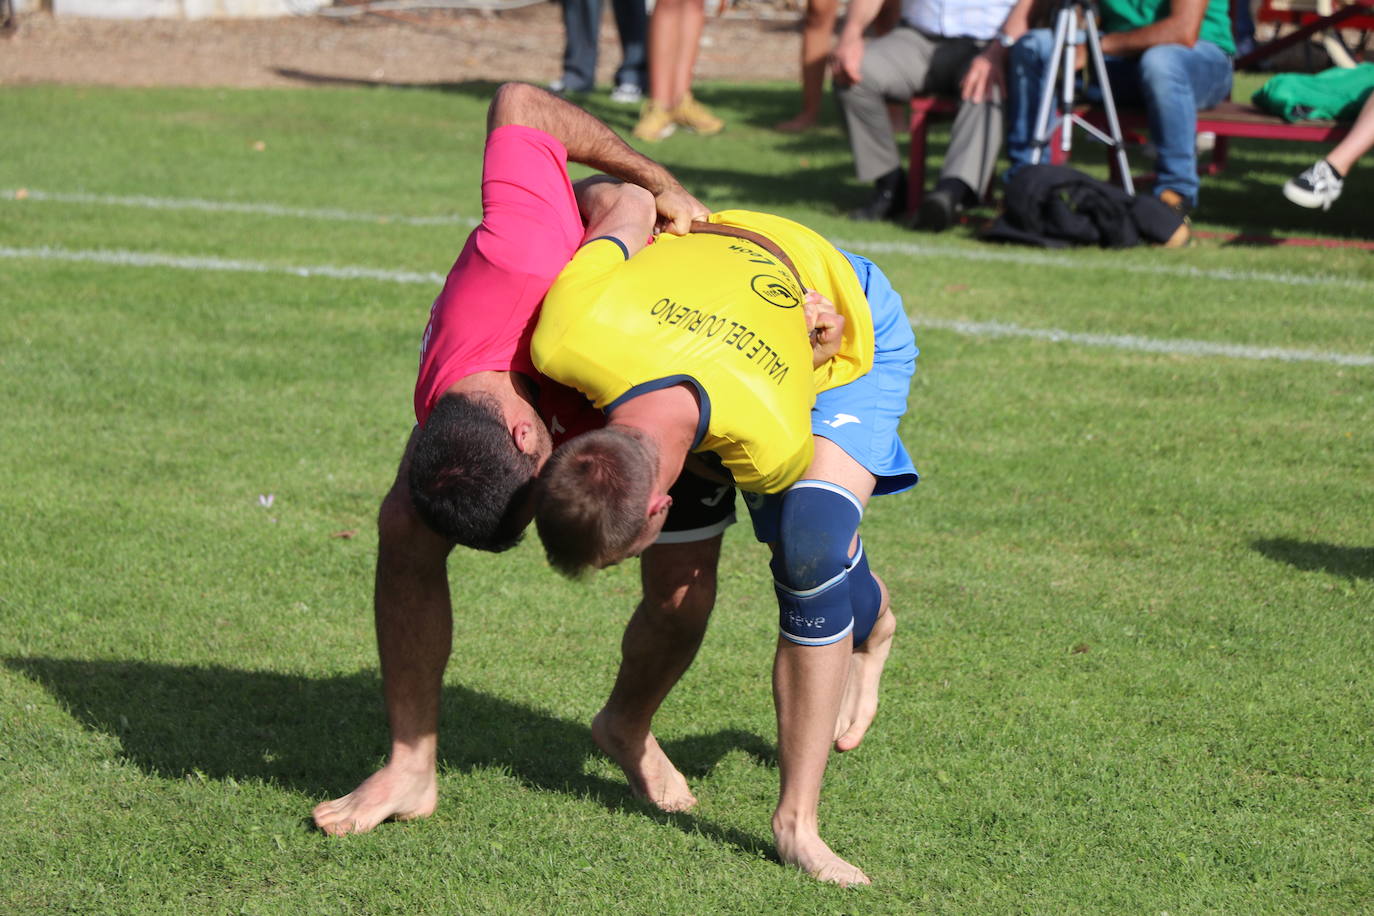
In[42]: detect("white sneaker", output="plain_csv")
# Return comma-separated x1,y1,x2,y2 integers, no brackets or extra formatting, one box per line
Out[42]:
610,82,644,105
547,77,591,96
1283,160,1344,210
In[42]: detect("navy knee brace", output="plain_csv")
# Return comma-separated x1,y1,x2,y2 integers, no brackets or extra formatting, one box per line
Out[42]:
771,481,882,647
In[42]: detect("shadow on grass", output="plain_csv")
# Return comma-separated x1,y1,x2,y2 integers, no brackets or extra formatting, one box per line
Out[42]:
1252,538,1374,580
267,74,860,212
1092,142,1374,241
269,71,1374,237
4,656,776,857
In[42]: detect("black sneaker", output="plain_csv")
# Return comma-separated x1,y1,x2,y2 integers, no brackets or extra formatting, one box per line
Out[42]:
848,169,906,222
1283,159,1344,210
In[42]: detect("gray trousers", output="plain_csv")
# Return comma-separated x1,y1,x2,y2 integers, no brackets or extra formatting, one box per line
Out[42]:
836,25,1003,195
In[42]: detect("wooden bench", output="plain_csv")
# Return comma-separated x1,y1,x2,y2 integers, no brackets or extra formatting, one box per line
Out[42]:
1080,99,1351,182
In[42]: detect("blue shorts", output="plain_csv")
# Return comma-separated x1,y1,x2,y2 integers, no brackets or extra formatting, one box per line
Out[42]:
659,250,918,546
812,250,918,495
748,251,918,543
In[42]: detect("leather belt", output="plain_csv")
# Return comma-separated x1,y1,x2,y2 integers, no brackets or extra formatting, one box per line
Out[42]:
687,220,803,287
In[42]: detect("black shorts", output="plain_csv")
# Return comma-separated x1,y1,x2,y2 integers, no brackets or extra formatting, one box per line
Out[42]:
659,467,737,544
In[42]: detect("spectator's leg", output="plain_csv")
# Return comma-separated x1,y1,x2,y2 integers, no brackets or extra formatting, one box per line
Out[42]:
837,27,937,184
594,536,721,811
1136,41,1232,207
1285,91,1374,210
559,0,603,92
938,39,1004,201
1326,90,1374,176
1005,28,1057,182
1233,0,1256,58
836,27,938,219
649,0,705,109
637,0,708,140
778,0,841,132
610,0,648,95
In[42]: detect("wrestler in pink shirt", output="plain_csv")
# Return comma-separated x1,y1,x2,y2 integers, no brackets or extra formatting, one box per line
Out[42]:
414,125,601,442
317,83,766,881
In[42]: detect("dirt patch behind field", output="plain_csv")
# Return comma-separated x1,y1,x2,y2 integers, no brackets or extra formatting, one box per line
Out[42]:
0,5,803,89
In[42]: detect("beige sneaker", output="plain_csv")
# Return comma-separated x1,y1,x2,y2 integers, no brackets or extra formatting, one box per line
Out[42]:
671,94,724,136
632,101,676,142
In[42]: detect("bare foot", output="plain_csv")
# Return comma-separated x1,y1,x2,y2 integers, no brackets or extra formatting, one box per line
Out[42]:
774,822,871,887
592,708,697,812
775,112,818,133
312,762,438,836
833,606,896,752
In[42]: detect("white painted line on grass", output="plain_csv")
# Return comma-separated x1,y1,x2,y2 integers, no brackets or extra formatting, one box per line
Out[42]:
6,187,1371,291
4,243,1370,368
2,188,478,228
914,317,1374,367
840,237,1374,292
0,245,447,286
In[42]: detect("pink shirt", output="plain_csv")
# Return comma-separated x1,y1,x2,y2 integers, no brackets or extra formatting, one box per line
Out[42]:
413,125,598,442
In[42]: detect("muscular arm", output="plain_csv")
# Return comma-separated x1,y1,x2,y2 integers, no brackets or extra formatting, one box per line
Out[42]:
1099,0,1210,55
488,82,708,234
573,176,657,258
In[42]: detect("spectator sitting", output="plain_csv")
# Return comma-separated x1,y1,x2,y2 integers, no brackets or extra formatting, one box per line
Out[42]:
832,0,1020,231
1284,89,1374,210
1004,0,1234,237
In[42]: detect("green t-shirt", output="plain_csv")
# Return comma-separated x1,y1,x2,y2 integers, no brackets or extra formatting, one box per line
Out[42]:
1100,0,1236,56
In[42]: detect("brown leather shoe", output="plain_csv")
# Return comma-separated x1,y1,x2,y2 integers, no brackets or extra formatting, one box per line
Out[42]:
1158,189,1192,248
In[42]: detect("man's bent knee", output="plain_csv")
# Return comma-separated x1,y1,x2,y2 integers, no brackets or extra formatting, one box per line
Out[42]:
1137,44,1192,88
1012,29,1054,71
772,482,865,647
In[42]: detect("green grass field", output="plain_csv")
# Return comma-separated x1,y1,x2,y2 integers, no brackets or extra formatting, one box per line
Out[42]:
1,77,1371,914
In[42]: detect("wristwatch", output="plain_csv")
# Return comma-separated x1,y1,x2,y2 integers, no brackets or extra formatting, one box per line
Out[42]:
996,30,1017,48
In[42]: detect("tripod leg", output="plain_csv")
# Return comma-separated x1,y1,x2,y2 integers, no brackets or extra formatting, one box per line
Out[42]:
1029,9,1071,166
1083,13,1135,195
1058,22,1077,157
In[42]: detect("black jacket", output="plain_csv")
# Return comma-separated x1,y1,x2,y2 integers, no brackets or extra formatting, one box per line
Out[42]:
982,165,1186,249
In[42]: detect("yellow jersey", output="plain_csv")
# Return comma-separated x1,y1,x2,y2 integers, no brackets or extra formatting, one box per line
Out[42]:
531,210,874,493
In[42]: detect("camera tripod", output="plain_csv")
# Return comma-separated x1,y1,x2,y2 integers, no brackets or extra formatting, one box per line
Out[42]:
1028,0,1134,195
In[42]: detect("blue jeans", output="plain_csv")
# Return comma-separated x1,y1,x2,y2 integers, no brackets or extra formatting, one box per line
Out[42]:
1006,29,1233,206
558,0,647,92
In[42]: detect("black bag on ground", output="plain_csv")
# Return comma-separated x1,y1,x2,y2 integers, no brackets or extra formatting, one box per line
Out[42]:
982,165,1186,249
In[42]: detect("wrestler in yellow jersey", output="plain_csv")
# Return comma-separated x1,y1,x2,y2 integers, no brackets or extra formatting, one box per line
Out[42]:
532,210,875,494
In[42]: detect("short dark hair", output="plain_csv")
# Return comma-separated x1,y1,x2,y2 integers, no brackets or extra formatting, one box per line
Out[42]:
534,427,656,578
409,393,538,552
